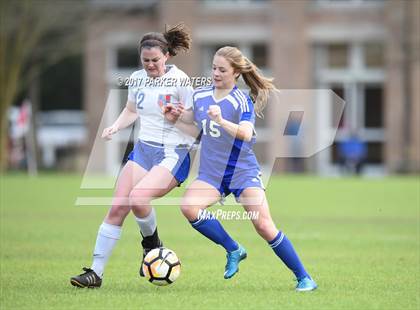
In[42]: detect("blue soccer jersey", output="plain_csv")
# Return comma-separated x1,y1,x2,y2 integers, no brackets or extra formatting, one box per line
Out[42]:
191,85,260,187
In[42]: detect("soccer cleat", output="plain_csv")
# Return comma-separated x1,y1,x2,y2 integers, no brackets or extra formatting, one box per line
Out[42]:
224,245,247,279
296,276,318,292
139,240,163,277
70,267,102,288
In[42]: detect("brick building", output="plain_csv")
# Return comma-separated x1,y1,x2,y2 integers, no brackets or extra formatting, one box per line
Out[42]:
84,0,419,176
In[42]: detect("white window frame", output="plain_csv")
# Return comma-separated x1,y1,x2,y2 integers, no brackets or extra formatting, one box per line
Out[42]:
200,0,269,11
313,0,385,10
314,41,386,176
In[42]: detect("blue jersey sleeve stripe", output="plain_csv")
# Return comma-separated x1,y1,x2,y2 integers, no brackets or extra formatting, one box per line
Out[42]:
232,90,247,112
236,89,250,113
238,89,254,114
235,89,245,112
226,95,239,109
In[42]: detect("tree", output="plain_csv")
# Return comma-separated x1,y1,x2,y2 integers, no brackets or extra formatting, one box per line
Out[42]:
0,0,88,171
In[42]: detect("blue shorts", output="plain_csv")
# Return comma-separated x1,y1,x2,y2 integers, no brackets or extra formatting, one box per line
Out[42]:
127,140,191,184
197,168,264,200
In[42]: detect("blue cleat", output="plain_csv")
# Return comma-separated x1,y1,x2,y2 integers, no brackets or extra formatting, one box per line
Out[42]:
224,245,247,279
296,276,318,292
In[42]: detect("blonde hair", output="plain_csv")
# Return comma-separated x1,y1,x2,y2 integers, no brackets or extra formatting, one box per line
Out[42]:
215,46,276,117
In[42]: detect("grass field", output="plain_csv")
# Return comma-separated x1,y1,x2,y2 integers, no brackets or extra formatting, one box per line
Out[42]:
1,174,419,309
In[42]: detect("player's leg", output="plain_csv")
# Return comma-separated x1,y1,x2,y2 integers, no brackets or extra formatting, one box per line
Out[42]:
129,165,180,275
180,179,221,221
181,179,245,279
239,187,317,291
71,161,147,288
130,145,191,270
106,161,149,225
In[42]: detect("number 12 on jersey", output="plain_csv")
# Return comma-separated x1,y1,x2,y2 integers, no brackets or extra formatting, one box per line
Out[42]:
201,119,221,137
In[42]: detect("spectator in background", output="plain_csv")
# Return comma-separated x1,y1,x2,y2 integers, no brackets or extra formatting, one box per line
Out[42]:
338,132,367,175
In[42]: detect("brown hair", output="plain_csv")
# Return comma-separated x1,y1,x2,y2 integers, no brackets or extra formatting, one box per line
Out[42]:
215,46,276,117
139,23,191,57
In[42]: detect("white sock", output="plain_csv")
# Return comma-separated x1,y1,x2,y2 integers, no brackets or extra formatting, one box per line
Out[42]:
91,222,122,278
135,208,157,237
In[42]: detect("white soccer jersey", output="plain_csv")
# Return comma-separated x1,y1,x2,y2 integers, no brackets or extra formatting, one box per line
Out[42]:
127,65,195,147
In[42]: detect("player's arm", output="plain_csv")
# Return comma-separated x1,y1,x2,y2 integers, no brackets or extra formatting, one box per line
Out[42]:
163,104,201,139
207,105,253,142
178,108,194,124
177,84,195,124
102,100,138,140
174,120,201,139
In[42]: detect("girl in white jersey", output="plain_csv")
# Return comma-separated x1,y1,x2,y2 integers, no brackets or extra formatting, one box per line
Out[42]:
70,24,194,288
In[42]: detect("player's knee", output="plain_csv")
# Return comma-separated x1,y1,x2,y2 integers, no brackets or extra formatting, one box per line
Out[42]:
180,200,198,220
111,195,130,208
128,189,153,207
180,203,191,217
106,205,130,224
254,219,272,238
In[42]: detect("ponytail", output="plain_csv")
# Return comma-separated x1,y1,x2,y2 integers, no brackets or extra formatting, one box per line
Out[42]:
163,23,191,56
139,22,191,57
241,57,275,117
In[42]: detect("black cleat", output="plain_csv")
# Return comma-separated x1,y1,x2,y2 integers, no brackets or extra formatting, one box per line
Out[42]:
70,267,102,288
139,229,163,277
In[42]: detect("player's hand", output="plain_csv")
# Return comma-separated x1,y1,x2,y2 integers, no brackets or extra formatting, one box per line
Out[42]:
207,105,223,124
101,124,119,140
163,103,183,124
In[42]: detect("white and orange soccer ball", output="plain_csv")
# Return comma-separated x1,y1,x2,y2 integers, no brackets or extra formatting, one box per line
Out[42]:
142,247,181,286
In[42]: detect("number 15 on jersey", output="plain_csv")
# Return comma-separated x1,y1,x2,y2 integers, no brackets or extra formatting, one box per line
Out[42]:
201,119,221,137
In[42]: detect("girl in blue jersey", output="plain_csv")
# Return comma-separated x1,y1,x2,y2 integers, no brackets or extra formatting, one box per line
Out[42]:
70,24,195,288
166,46,317,291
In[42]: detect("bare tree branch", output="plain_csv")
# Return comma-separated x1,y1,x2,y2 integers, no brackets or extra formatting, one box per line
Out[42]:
0,0,88,171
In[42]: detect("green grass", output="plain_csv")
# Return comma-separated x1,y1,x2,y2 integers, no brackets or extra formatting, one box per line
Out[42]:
1,174,419,309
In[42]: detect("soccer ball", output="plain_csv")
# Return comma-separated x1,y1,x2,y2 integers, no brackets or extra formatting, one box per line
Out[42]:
142,247,181,286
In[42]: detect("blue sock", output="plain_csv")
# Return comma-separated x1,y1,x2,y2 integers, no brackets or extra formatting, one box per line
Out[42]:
269,231,309,280
190,211,238,252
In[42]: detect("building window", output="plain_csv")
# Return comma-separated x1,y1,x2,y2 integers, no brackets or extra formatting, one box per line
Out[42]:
364,42,385,69
364,85,383,128
366,142,383,164
201,0,268,8
251,44,268,68
327,44,349,68
116,47,138,69
314,42,386,172
315,0,385,7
